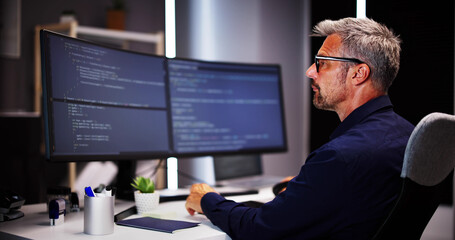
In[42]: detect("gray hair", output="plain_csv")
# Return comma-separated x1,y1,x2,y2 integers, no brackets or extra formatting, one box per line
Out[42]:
312,17,401,93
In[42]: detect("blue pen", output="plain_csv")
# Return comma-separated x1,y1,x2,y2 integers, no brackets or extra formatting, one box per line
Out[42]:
85,186,96,197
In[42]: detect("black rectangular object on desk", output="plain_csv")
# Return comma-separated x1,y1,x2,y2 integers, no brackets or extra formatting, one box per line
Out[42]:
116,217,200,233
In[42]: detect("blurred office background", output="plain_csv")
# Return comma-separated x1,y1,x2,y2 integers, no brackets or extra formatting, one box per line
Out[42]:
0,0,453,238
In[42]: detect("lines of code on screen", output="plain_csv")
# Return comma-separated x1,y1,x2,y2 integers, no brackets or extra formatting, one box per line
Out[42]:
168,59,285,154
47,35,170,156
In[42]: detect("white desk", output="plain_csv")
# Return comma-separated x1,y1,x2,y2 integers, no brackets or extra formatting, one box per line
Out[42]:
0,188,274,240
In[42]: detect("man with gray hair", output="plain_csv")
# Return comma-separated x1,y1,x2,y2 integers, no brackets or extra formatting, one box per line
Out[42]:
186,17,414,239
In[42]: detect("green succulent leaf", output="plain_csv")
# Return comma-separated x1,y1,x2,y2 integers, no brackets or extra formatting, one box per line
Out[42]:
130,176,155,193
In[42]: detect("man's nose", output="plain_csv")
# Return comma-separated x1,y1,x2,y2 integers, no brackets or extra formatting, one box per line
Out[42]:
306,63,317,79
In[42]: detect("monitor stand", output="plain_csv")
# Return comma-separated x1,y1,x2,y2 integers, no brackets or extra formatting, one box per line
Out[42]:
177,156,216,187
114,161,137,201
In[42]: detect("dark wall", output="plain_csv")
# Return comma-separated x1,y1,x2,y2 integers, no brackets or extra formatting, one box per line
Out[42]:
368,1,454,125
1,116,48,204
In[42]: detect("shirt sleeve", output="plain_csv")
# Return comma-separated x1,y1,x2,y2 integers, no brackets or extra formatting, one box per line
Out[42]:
201,148,350,240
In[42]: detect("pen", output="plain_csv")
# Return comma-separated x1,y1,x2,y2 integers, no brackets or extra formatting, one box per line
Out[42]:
103,187,111,197
85,186,95,197
94,184,105,193
106,186,117,197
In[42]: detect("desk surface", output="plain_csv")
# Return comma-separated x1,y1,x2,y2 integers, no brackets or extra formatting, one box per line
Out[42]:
0,188,274,240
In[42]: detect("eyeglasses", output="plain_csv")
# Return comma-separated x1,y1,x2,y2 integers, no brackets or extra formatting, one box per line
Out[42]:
314,55,364,73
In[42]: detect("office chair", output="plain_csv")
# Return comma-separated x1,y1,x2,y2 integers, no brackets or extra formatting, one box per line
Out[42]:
372,112,455,240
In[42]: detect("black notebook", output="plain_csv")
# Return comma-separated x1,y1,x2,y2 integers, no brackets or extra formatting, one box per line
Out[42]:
116,217,200,233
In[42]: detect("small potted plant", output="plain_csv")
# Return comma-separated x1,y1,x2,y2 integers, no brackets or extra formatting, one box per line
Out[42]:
131,176,159,214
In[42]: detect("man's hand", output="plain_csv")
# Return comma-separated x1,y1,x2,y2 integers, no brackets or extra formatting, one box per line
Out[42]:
185,183,218,216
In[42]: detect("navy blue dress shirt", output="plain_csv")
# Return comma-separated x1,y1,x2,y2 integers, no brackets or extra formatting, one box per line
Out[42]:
201,95,414,240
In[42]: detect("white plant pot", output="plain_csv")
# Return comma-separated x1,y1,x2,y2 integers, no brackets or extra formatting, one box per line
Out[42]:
134,191,160,215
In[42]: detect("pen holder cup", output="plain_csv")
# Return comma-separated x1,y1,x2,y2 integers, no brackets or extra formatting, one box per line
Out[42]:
84,195,115,235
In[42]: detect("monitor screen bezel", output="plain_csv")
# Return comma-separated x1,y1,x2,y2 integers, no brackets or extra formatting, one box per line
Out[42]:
40,29,288,162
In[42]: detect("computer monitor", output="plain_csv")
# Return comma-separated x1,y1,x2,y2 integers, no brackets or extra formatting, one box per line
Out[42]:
40,30,287,162
167,58,287,155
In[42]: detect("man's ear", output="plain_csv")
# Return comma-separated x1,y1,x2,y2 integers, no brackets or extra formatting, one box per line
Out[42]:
351,63,370,85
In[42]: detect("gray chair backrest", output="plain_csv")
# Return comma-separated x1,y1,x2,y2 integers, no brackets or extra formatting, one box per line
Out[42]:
372,112,455,240
401,112,455,186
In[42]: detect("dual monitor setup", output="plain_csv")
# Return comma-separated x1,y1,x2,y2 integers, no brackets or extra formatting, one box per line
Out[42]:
40,30,288,186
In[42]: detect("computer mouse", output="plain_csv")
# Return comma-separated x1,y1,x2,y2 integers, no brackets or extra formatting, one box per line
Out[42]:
272,181,289,196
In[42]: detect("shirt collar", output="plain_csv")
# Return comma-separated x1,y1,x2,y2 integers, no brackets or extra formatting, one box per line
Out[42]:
330,95,394,140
